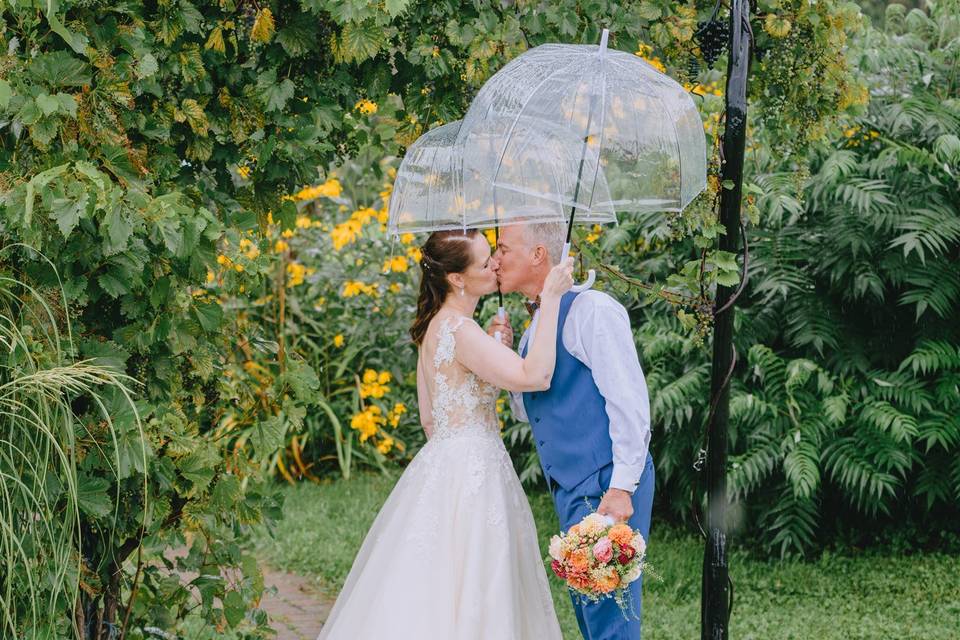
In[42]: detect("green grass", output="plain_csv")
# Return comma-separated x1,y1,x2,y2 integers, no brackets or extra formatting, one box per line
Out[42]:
253,473,960,639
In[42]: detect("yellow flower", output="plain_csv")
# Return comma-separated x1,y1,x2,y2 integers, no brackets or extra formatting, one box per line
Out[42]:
281,228,295,239
286,261,307,287
237,165,251,179
331,218,363,251
294,178,342,201
350,405,386,442
216,254,228,265
240,238,260,260
376,436,394,454
354,207,378,224
359,369,391,399
645,56,666,73
585,224,602,244
333,334,345,348
354,99,378,115
387,402,407,428
234,263,244,272
362,383,388,399
484,229,497,247
342,281,380,298
383,256,409,273
342,281,364,297
389,283,402,293
407,247,423,263
206,269,216,283
274,240,289,253
400,233,415,245
635,43,653,58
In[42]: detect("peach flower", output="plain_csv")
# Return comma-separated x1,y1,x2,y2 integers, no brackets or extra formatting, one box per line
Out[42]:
595,567,621,594
569,548,591,573
608,523,634,547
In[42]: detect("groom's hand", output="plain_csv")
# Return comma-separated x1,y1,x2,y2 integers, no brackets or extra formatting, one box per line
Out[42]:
598,488,634,523
487,313,514,348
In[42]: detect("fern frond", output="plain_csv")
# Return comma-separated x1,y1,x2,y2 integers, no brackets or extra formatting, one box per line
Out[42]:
823,436,901,515
762,484,819,558
859,399,919,444
917,412,960,452
900,340,960,375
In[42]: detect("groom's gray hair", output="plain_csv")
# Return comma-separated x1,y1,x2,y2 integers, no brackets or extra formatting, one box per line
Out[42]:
522,222,566,266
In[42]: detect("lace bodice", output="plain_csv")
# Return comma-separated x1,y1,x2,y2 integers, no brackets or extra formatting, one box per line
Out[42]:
424,315,500,440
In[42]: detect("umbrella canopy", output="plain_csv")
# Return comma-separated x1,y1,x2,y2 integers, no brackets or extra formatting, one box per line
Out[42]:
386,118,617,236
458,29,707,216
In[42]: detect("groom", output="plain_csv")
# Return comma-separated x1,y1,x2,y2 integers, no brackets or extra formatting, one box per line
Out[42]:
489,222,654,640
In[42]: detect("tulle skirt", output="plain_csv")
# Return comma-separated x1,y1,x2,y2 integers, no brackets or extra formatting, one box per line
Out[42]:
317,430,563,639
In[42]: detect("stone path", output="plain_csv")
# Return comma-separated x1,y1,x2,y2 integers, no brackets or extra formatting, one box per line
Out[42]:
260,566,331,640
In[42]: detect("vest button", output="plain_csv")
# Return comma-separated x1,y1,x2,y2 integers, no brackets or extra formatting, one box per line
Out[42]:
534,417,541,423
538,440,544,446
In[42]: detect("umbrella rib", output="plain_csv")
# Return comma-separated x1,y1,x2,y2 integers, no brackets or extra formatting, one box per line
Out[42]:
655,91,685,208
489,57,585,199
584,55,609,214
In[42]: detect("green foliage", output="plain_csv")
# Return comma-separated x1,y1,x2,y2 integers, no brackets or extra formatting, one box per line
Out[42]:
0,260,143,637
629,1,960,557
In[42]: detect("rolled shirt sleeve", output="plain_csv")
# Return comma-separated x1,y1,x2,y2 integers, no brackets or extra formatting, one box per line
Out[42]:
564,291,651,494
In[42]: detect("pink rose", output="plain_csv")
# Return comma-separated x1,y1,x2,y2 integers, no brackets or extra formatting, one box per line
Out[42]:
592,537,613,564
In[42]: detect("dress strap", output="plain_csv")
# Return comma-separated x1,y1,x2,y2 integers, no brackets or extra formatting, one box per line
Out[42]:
433,315,468,370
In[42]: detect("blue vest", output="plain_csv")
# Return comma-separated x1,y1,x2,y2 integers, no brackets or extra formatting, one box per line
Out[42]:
522,291,613,490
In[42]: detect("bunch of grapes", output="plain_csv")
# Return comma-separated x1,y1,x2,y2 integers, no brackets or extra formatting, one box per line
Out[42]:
695,18,729,68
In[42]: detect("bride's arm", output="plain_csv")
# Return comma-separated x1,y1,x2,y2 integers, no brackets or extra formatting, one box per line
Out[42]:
416,355,434,439
454,257,573,392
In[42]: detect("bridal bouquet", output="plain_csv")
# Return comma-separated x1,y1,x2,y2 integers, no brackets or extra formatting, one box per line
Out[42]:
547,513,647,614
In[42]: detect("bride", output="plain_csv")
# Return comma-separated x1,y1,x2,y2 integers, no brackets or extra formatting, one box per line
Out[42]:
318,228,573,639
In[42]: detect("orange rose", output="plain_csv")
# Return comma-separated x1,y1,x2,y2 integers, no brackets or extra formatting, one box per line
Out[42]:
568,548,591,573
608,523,634,547
595,567,621,594
567,571,592,591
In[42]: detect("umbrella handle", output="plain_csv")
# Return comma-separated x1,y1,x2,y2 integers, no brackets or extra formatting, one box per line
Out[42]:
562,242,596,293
493,306,505,343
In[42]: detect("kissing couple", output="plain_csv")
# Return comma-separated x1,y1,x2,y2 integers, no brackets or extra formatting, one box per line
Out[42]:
319,221,654,640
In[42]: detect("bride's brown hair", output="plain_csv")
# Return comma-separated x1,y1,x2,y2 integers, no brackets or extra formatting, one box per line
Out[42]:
410,229,480,346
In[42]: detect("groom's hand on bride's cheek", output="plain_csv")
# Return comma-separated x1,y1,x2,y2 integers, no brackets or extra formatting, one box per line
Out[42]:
598,488,634,523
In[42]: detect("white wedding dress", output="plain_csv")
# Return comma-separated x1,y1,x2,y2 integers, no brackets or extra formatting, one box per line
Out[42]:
318,315,562,639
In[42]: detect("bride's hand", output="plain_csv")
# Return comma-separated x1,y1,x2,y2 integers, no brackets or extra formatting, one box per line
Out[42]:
542,257,574,300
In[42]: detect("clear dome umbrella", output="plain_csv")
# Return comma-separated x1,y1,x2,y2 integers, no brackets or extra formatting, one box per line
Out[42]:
387,117,617,340
457,28,707,290
387,119,617,235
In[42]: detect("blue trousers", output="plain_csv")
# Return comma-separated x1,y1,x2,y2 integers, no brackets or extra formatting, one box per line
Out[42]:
548,454,655,640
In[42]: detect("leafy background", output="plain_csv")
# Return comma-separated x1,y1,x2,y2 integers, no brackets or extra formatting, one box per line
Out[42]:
0,0,956,637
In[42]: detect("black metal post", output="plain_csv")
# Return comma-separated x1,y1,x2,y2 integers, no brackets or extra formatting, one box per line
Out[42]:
701,0,751,638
